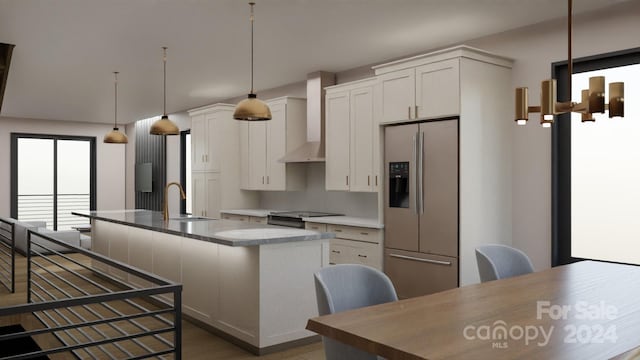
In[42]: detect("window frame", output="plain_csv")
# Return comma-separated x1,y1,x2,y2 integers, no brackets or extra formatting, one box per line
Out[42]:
10,133,97,230
552,47,640,266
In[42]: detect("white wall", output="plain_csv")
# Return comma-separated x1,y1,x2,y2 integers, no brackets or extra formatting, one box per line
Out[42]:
0,116,127,216
464,0,640,270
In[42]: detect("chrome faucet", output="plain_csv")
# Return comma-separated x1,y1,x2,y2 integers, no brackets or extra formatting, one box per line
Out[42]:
163,181,186,221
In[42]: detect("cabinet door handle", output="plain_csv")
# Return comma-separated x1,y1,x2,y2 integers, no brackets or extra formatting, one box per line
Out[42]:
368,175,370,186
262,176,265,184
331,250,341,254
415,105,419,118
334,229,342,232
389,253,452,266
346,176,349,186
407,106,412,119
267,176,269,184
357,254,367,258
360,232,369,235
375,175,378,187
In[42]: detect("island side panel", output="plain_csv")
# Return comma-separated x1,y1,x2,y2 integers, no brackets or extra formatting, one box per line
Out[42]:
217,245,260,345
258,239,330,347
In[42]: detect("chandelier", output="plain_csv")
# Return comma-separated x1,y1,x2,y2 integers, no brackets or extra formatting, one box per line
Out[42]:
515,0,624,127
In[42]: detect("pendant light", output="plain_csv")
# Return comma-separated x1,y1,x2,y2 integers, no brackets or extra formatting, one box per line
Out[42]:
104,72,128,144
514,0,624,127
150,47,180,135
233,2,272,121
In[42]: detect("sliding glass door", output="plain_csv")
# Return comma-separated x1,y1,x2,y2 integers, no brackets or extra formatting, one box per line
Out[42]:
11,134,96,230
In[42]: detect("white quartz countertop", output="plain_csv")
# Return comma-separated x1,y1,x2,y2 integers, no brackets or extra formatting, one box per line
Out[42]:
302,216,384,229
220,209,275,217
73,210,333,247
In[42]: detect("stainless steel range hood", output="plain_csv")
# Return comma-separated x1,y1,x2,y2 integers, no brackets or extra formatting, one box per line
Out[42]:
279,71,335,163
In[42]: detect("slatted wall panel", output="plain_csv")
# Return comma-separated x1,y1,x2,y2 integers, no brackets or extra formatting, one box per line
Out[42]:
135,118,166,211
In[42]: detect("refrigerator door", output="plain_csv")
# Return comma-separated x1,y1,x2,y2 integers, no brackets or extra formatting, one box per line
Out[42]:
384,124,419,252
419,119,459,257
384,249,458,299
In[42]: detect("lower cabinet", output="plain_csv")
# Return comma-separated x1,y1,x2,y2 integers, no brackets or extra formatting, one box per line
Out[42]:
192,172,221,218
182,236,219,323
306,222,383,270
220,213,267,225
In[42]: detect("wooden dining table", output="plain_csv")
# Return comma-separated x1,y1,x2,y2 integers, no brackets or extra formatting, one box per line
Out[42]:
306,260,640,359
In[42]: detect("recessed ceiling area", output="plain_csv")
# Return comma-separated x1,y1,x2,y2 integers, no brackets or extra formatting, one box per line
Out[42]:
0,0,632,124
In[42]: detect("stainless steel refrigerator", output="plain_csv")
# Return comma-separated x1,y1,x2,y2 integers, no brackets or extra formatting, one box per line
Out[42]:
384,118,458,299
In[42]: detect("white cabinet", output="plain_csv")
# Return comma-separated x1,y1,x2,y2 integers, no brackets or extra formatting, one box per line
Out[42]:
191,172,220,218
191,109,227,172
306,222,383,270
375,58,460,123
240,97,307,191
188,103,259,218
325,78,379,192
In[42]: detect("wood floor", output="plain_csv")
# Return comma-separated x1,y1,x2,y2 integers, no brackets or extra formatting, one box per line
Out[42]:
0,254,325,360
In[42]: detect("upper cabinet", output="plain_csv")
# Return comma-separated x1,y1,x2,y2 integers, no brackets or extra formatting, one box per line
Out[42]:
188,103,259,217
240,97,307,191
190,107,232,172
325,78,379,192
375,56,461,123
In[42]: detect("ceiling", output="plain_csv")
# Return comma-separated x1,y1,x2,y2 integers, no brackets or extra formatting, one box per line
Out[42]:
0,0,632,125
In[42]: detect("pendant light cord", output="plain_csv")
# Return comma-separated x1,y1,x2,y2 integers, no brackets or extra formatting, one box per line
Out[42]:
163,46,168,116
250,2,255,94
114,71,119,128
567,0,572,101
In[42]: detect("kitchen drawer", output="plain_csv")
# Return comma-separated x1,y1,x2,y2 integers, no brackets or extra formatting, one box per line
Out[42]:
328,225,380,244
305,222,328,232
221,214,250,222
249,216,267,224
329,242,350,265
330,239,382,270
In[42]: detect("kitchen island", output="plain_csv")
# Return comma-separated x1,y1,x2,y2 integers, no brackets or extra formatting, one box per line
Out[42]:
73,210,333,354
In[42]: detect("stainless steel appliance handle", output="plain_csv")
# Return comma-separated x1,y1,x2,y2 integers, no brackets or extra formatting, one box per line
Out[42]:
412,133,418,214
418,131,424,214
389,253,452,266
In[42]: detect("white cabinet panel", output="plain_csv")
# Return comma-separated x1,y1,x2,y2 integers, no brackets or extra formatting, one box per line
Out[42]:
416,59,460,118
378,68,415,123
266,102,286,190
182,239,219,322
191,114,207,171
127,226,152,288
248,122,267,189
325,91,350,191
192,172,207,217
206,173,221,219
350,87,375,192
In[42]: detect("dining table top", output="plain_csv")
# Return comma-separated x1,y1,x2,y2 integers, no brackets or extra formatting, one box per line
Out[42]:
306,260,640,359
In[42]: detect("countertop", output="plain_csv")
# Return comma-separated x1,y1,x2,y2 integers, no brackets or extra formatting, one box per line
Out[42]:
302,216,384,229
73,210,333,247
219,209,275,217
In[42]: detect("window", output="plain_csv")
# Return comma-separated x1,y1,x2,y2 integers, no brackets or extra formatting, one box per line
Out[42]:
180,130,191,215
11,134,96,230
553,48,640,266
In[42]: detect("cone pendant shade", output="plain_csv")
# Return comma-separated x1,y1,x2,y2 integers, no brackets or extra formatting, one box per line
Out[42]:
234,93,271,121
234,2,271,121
104,71,128,144
150,115,179,135
104,127,128,143
150,47,179,135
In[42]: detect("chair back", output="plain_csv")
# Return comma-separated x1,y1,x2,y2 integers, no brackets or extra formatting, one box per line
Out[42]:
314,264,397,360
475,244,534,282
